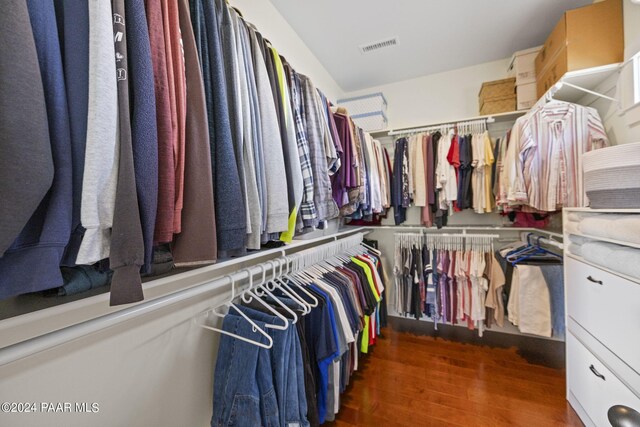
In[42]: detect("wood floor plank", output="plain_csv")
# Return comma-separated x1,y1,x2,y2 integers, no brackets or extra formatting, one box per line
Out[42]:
326,328,583,427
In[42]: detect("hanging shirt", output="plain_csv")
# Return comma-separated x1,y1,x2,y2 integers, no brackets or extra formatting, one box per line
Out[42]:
483,131,495,213
77,0,119,264
510,101,609,211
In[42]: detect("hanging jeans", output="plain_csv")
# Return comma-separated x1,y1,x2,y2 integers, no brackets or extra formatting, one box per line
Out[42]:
237,305,309,427
211,313,280,427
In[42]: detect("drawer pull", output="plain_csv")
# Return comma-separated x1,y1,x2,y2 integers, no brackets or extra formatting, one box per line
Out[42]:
587,276,603,285
589,364,606,381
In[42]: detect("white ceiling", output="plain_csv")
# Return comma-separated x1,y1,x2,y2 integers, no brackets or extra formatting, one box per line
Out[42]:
268,0,593,92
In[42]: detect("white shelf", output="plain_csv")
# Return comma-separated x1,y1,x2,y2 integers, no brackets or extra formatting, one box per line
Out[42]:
537,63,621,107
564,207,640,214
374,63,622,139
0,227,372,350
568,231,640,251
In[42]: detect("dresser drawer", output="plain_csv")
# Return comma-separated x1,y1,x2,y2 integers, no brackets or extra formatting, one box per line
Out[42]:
568,333,640,427
566,256,640,373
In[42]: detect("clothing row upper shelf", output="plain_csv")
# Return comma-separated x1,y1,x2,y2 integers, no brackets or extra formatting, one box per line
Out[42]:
372,62,622,138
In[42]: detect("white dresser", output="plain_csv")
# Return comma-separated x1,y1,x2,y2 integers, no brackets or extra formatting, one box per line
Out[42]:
564,208,640,426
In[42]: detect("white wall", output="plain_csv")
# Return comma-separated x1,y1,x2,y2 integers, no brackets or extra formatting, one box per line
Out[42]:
594,0,640,144
343,58,511,130
623,0,640,59
0,290,227,427
230,0,344,101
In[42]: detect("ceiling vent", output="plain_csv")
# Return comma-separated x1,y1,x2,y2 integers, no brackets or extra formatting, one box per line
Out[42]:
359,36,399,54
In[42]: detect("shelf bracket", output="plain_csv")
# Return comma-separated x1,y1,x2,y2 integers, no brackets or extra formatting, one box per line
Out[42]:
555,81,618,103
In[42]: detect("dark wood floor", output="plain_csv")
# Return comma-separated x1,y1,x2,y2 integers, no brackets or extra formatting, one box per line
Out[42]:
327,328,583,427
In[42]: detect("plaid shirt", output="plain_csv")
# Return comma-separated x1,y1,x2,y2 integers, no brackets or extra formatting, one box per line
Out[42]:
288,69,317,223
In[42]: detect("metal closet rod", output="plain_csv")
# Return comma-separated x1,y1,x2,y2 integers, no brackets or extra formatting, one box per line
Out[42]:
388,118,490,136
0,230,370,367
367,225,563,239
396,231,500,238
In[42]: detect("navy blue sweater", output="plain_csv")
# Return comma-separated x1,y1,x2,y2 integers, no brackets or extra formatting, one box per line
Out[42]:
0,0,73,299
53,0,89,266
190,0,247,253
125,0,159,274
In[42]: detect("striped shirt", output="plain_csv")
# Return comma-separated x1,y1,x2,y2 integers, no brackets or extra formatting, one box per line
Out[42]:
512,101,608,211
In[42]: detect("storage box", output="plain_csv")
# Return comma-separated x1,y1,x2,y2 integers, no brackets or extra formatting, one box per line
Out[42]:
536,49,569,98
479,78,516,114
583,142,640,209
479,78,516,100
480,94,516,116
535,0,623,97
350,111,388,132
517,82,537,110
507,46,542,85
337,92,387,117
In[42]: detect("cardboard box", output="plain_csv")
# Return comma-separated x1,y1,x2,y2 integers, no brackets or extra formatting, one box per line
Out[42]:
508,46,542,85
480,94,516,116
517,82,537,110
537,48,569,98
535,0,623,96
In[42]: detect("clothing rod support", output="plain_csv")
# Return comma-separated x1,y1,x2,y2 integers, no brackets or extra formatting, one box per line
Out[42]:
556,81,618,103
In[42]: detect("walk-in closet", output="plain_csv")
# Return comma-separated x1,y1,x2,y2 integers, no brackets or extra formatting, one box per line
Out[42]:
1,0,639,426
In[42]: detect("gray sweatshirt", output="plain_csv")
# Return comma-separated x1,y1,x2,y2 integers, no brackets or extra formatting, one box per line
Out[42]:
76,0,120,265
231,9,261,250
247,26,289,233
0,0,54,256
109,0,145,305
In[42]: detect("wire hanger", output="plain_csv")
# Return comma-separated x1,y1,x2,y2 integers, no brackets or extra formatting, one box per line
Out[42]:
200,274,274,349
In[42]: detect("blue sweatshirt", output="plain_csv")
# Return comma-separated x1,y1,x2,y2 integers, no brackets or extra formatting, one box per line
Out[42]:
190,0,247,253
53,0,89,267
125,0,159,274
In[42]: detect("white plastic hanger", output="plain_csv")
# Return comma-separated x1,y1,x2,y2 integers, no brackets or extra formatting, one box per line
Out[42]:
255,263,299,324
271,259,311,315
284,257,319,308
200,274,274,349
240,267,289,330
360,241,381,256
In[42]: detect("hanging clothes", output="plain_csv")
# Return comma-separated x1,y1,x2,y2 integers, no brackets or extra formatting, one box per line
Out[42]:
394,234,539,336
109,0,146,304
0,0,72,300
502,100,609,212
191,0,247,254
210,243,387,427
171,0,217,265
0,0,389,305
